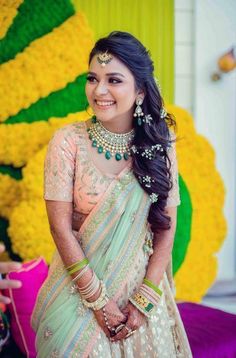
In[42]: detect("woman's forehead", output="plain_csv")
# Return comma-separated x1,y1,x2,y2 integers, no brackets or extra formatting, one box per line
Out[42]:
89,54,133,78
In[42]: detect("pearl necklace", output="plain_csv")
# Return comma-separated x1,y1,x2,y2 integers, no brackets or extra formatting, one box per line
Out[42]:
87,116,135,161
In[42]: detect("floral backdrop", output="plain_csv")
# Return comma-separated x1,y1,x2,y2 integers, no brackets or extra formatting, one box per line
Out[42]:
0,0,226,302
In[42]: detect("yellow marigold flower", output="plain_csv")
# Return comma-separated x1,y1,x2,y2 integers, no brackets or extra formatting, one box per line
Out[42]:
0,174,22,218
0,0,23,40
166,104,227,302
0,12,93,121
0,110,88,166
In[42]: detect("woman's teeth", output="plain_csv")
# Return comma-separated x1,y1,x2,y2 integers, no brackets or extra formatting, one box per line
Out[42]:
95,100,115,106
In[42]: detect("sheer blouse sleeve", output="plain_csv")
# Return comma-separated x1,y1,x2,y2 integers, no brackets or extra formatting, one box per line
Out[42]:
44,126,76,202
166,135,181,208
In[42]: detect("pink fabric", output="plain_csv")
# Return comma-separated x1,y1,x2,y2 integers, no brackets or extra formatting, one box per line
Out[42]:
4,258,48,358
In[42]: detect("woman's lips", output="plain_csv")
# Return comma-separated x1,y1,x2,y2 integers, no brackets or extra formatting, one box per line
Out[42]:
94,99,116,109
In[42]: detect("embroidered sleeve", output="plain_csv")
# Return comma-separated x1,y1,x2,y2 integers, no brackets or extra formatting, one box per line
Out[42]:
44,126,76,202
166,135,181,207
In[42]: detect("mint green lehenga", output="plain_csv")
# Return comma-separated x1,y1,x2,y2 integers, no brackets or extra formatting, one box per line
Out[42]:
31,122,192,357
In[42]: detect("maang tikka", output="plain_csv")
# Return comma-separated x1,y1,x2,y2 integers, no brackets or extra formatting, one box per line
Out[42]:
97,51,113,67
133,97,153,126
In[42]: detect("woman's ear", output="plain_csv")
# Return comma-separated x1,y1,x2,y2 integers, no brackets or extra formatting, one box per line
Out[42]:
137,89,145,101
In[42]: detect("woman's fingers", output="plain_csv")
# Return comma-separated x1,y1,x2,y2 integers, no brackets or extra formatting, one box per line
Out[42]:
0,261,22,274
94,310,112,339
111,303,146,342
0,279,22,290
0,294,11,304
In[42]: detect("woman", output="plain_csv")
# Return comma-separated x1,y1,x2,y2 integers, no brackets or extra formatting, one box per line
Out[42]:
32,31,192,357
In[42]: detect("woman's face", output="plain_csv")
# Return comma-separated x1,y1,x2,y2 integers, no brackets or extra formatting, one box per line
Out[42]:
85,54,142,129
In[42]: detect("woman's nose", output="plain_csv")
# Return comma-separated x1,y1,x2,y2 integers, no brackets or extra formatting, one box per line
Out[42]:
94,81,108,96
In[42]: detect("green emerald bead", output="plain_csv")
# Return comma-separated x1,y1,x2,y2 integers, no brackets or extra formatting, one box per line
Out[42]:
89,133,93,140
91,115,97,123
115,153,122,161
92,140,97,147
137,117,142,126
105,151,111,160
98,146,103,153
123,152,129,161
145,303,154,312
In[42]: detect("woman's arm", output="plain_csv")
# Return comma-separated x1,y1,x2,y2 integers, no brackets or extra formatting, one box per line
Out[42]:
46,200,127,338
111,206,177,342
145,206,177,286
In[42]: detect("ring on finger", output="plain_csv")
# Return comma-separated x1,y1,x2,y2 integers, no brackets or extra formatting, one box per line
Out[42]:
110,327,116,336
115,323,126,334
125,330,135,338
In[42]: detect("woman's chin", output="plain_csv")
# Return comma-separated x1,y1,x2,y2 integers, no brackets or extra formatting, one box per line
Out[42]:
93,111,117,122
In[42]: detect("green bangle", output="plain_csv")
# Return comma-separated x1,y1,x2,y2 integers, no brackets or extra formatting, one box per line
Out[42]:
66,258,88,270
143,278,162,296
67,258,89,275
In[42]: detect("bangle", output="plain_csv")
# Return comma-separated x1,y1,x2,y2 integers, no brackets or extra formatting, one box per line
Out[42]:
139,285,161,304
143,278,162,296
81,281,109,311
78,271,100,299
129,293,154,318
66,258,89,275
72,265,89,282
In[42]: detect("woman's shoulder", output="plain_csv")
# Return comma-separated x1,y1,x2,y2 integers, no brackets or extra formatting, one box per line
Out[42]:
50,121,87,145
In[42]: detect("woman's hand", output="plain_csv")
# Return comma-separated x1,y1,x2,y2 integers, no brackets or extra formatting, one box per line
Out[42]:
0,244,22,304
111,302,147,342
93,298,127,339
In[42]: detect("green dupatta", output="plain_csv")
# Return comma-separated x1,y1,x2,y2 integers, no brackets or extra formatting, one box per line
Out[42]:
31,168,151,357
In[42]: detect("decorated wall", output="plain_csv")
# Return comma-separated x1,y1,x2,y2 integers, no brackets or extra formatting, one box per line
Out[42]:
0,0,226,302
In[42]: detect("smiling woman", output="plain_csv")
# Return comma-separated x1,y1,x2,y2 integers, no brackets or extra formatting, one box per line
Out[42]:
31,31,192,357
86,55,139,134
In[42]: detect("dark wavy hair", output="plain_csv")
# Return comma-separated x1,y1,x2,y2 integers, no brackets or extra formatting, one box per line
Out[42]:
89,31,176,233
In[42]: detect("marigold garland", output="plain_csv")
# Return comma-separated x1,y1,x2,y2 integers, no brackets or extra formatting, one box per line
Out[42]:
0,173,22,218
0,0,23,40
0,0,74,64
166,104,227,302
8,199,54,263
0,12,93,122
0,110,88,166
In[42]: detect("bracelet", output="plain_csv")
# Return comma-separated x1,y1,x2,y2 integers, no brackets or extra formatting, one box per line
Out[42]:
72,265,89,282
129,290,157,318
67,258,89,275
143,278,162,296
129,296,152,318
139,284,161,304
79,271,101,299
81,281,109,310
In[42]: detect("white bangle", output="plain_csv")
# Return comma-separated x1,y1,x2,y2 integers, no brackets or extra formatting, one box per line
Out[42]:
82,281,109,310
72,265,89,282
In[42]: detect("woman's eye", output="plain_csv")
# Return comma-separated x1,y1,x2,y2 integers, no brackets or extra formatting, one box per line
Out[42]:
109,78,122,84
86,76,97,83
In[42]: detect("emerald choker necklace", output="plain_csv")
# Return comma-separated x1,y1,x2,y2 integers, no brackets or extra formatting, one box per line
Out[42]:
87,116,135,161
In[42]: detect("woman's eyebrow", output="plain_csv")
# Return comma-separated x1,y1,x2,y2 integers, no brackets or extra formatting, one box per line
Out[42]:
105,72,125,78
88,71,125,78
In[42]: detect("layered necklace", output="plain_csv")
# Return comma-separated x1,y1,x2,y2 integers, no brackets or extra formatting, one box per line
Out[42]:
87,116,135,161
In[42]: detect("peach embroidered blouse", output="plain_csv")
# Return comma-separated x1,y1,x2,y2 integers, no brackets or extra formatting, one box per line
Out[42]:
44,122,180,216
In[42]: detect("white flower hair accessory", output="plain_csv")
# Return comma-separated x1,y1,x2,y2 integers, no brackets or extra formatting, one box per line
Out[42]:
150,193,159,203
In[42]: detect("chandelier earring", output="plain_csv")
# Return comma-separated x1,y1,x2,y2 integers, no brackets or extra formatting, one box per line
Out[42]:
133,97,153,126
133,98,144,126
